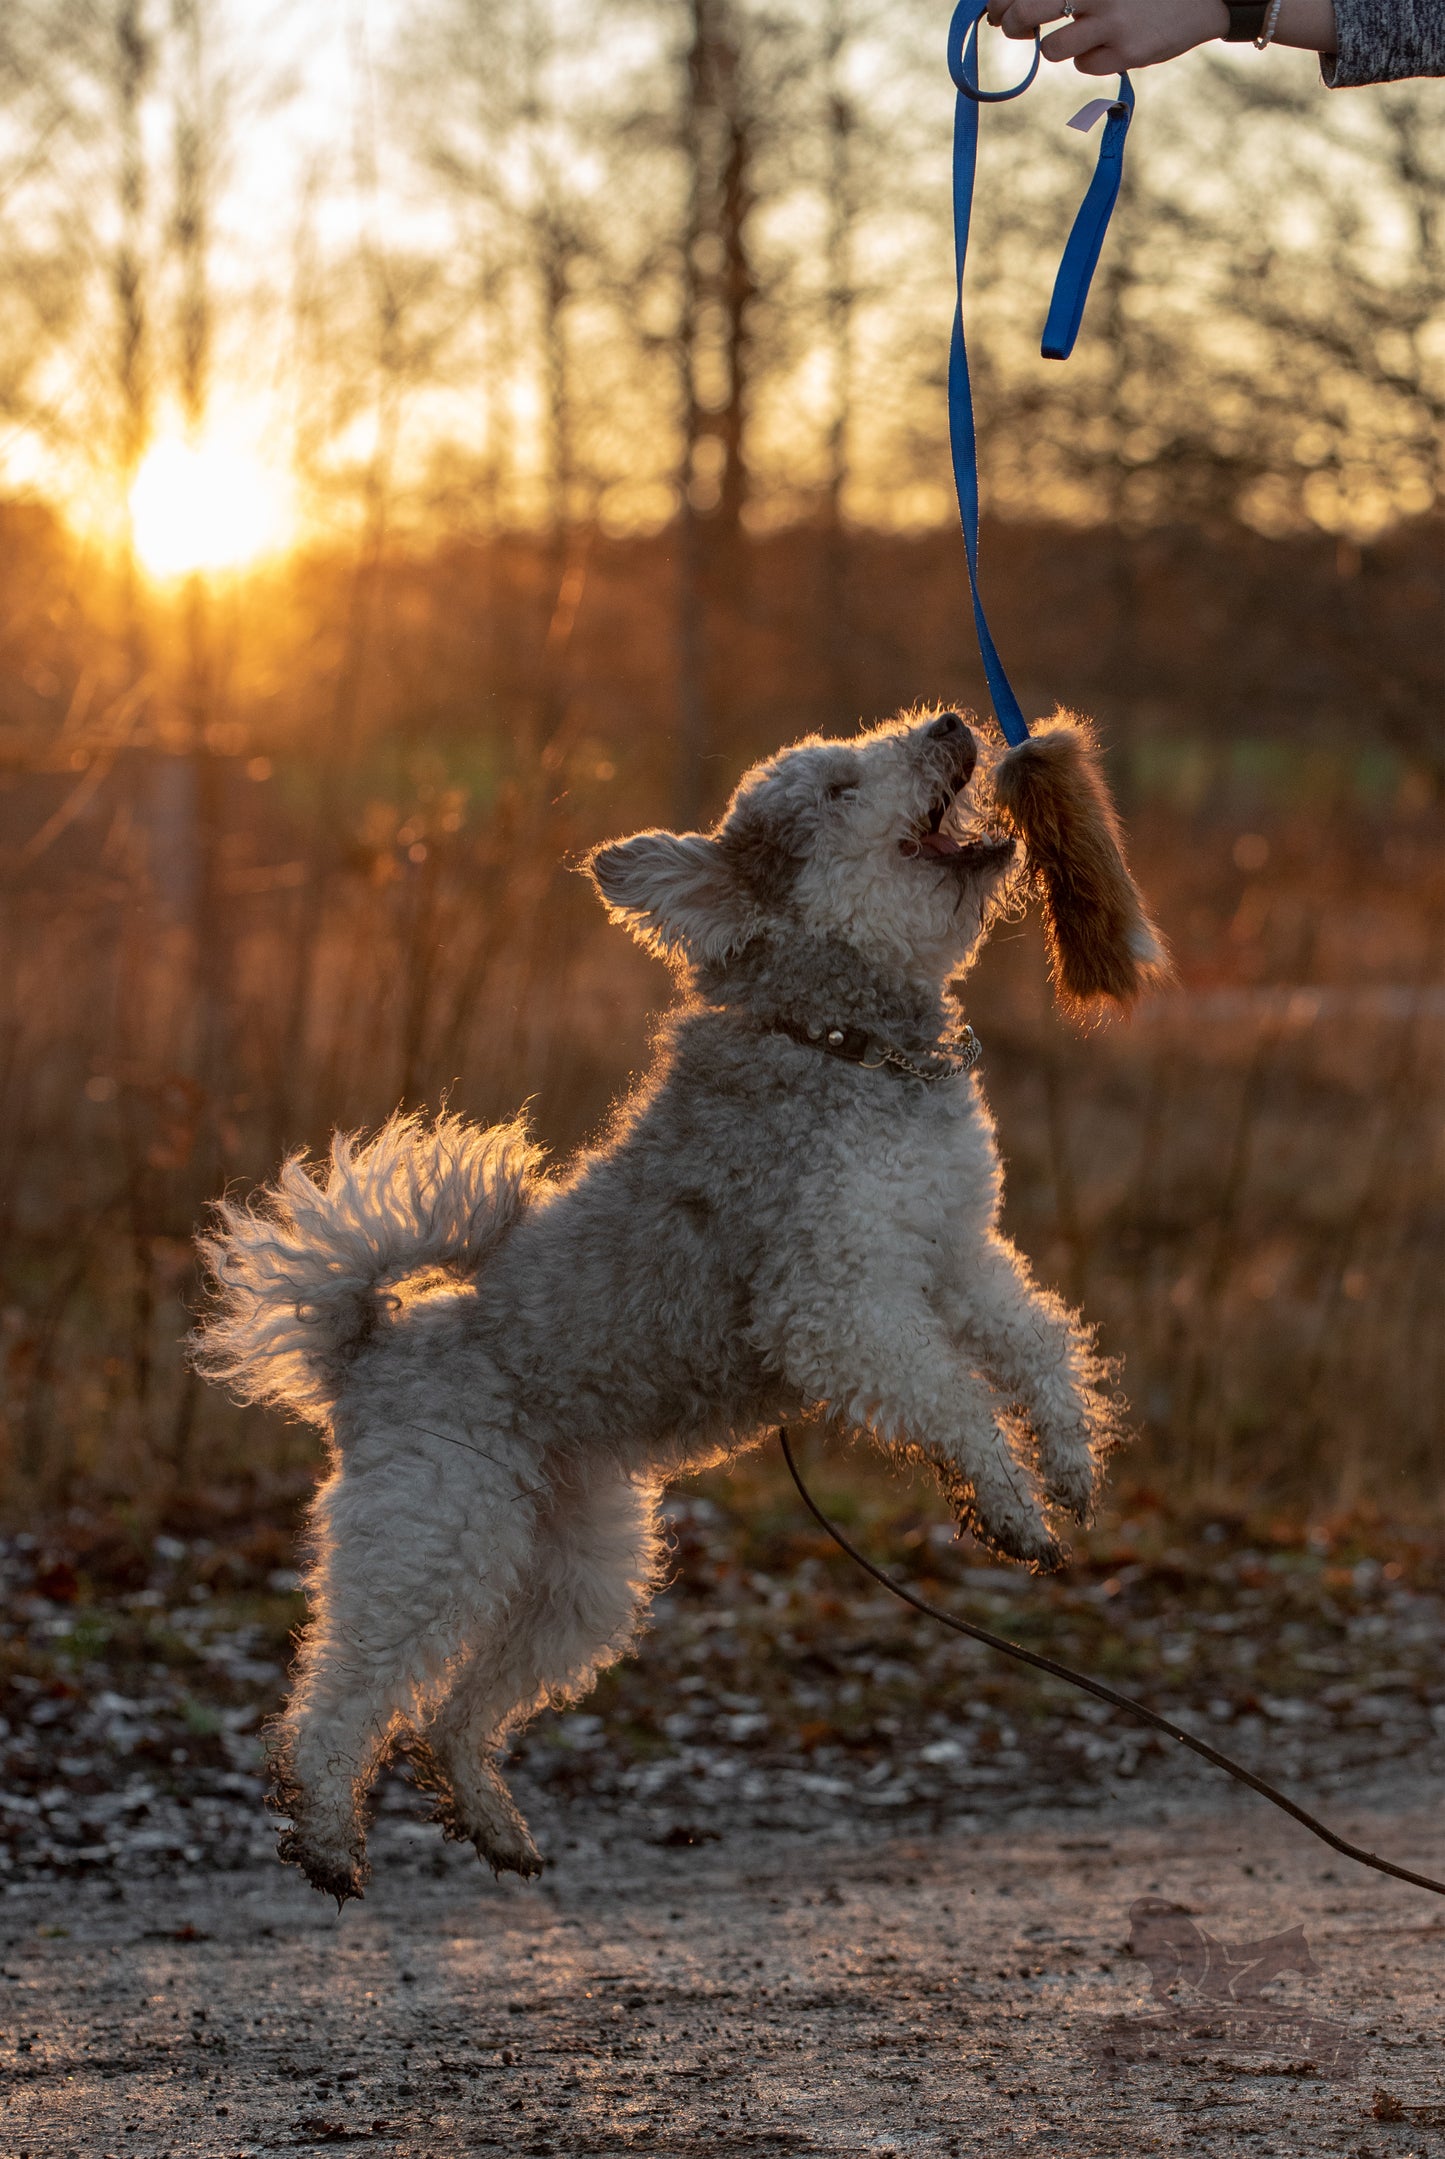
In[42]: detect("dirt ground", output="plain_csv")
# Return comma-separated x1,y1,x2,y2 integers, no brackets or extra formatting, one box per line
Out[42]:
2,1773,1442,2159
2,1493,1443,2156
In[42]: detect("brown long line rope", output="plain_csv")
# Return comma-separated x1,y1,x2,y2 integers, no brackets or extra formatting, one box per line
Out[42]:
778,1427,1444,1898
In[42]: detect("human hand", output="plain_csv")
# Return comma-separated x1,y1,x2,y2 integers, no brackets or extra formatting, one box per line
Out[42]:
985,0,1229,76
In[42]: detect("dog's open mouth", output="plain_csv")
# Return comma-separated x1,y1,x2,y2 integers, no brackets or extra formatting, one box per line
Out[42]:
902,784,1015,871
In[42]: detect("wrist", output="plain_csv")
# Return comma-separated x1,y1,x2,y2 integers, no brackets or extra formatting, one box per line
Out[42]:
1272,0,1338,53
1193,0,1234,44
1213,0,1338,50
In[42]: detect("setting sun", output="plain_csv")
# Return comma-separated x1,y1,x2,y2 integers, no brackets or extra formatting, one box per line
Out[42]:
129,432,295,580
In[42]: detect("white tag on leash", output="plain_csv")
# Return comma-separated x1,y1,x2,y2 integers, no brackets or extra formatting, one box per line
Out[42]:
1068,98,1115,132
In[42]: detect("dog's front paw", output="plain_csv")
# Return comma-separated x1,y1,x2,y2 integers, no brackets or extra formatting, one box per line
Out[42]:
958,1493,1070,1575
979,1516,1070,1575
930,1439,1070,1574
1039,1450,1096,1526
1032,1389,1121,1526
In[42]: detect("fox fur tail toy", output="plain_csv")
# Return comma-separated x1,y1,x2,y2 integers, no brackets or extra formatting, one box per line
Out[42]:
993,710,1173,1020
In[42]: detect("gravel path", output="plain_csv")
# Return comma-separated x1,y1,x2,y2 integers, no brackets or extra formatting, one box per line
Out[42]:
3,1780,1441,2158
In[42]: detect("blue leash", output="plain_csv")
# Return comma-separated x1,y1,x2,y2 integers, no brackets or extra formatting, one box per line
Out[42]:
946,0,1134,746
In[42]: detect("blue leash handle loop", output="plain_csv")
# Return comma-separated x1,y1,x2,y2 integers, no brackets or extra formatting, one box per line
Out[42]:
1041,77,1135,359
946,0,1132,744
946,1,1041,100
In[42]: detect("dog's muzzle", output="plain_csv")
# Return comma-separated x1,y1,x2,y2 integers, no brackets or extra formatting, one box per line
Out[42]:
903,718,1014,868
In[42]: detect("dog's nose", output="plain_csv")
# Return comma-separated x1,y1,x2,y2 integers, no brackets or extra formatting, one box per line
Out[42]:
926,711,976,784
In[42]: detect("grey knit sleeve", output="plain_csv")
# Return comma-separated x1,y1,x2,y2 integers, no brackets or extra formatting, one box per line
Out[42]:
1323,0,1445,84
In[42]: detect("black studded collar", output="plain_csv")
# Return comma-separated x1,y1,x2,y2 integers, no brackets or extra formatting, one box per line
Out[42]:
768,1016,982,1083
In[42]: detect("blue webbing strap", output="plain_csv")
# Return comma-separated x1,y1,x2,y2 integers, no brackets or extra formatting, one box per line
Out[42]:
945,0,1132,745
1040,76,1135,360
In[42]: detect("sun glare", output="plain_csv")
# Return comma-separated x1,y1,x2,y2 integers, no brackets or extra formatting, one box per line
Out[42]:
130,433,295,580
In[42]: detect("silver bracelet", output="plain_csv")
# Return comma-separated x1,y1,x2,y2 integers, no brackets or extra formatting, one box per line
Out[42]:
1255,0,1285,47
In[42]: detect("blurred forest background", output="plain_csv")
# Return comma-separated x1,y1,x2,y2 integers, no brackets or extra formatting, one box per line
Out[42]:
0,0,1439,1532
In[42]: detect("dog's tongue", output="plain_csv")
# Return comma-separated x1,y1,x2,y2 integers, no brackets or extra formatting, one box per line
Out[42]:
917,830,965,858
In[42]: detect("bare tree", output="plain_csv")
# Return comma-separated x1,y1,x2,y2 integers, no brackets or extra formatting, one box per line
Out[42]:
815,0,896,730
271,45,458,1147
668,0,807,819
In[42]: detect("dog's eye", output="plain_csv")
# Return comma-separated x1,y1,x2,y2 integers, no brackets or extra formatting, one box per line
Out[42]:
825,780,859,802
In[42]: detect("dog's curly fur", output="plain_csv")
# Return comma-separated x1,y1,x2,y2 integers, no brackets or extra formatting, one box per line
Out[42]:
193,708,1148,1902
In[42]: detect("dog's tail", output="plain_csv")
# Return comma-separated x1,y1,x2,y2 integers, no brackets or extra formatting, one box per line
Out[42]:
192,1112,541,1425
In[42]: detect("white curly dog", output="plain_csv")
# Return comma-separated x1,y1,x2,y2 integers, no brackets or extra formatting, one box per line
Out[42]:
196,709,1130,1902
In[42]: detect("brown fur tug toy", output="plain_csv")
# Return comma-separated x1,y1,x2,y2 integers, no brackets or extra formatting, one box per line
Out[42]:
993,709,1173,1020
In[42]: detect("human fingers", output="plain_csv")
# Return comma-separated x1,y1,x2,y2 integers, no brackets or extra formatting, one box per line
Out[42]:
1038,0,1224,69
1068,41,1131,71
1037,16,1118,64
986,0,1070,35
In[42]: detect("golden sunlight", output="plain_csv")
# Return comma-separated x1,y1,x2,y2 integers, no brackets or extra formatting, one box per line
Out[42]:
129,433,295,580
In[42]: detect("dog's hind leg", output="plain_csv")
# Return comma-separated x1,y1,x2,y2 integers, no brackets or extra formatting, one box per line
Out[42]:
407,1616,548,1881
273,1440,540,1903
414,1462,662,1876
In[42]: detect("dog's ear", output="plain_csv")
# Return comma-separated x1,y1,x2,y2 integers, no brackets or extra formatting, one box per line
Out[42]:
992,712,1174,1020
585,831,758,963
